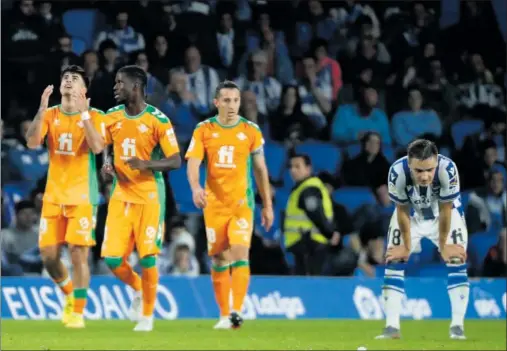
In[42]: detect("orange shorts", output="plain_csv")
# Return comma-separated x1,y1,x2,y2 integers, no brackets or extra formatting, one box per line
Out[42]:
203,204,254,256
101,200,164,258
39,202,97,248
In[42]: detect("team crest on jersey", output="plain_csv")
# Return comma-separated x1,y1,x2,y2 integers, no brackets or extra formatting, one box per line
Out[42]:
115,122,122,129
54,119,60,126
138,124,148,133
236,132,247,141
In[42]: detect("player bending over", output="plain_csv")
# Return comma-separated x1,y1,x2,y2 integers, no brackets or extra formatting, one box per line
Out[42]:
185,80,273,329
376,139,469,340
25,65,106,328
100,65,181,332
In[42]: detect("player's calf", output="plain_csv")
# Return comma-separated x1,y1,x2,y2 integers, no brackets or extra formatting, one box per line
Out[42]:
376,262,405,338
134,255,158,332
229,245,250,327
446,259,469,336
69,245,90,318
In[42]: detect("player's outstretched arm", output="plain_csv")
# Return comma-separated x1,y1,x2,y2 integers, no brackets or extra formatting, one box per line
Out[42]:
26,85,53,149
252,151,273,230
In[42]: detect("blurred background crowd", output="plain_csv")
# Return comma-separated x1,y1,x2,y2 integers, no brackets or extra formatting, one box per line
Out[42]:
1,0,506,279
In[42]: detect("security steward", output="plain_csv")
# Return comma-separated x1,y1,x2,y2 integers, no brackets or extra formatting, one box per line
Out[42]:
283,154,340,275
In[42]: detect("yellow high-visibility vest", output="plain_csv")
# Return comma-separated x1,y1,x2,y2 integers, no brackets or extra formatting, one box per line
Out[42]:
284,177,333,248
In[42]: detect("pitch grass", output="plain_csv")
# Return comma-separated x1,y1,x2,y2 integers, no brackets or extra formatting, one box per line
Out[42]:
2,320,506,350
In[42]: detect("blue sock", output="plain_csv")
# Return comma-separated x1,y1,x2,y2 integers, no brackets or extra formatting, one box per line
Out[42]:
447,263,469,327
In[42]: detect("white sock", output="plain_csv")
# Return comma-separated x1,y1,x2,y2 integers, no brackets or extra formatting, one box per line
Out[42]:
447,263,469,327
383,267,405,329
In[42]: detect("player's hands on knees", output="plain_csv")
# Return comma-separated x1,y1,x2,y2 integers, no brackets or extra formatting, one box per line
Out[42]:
192,187,207,208
440,244,467,263
101,162,116,181
261,206,274,231
39,85,54,112
385,246,410,263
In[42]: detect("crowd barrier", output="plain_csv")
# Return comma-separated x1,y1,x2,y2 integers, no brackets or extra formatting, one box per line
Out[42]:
2,276,505,320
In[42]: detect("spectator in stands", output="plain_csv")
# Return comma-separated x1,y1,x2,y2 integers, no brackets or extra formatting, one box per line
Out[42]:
341,131,390,188
149,34,178,86
482,228,507,277
353,184,394,275
48,33,81,79
158,219,199,277
38,1,63,39
297,54,333,136
99,39,122,76
240,91,270,138
132,50,166,107
311,38,343,103
160,71,205,147
345,16,389,66
1,200,39,271
271,84,310,143
462,138,507,190
5,119,48,183
235,50,281,116
94,9,146,55
391,87,442,147
173,45,220,115
331,85,391,144
283,154,341,275
213,9,245,78
318,171,353,236
82,50,115,111
466,169,506,234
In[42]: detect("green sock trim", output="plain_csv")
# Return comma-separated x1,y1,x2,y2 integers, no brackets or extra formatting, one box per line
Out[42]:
231,260,249,268
211,263,231,272
104,256,123,269
140,255,156,268
74,288,88,299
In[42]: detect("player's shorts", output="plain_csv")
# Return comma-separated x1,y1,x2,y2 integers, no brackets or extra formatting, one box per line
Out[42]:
203,203,254,256
387,207,468,252
39,202,97,248
101,200,164,258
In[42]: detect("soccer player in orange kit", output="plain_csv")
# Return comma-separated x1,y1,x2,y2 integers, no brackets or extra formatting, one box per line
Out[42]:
25,65,106,328
100,65,181,332
185,80,273,329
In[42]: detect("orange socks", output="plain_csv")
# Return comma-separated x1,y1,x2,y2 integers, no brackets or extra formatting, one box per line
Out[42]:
55,275,73,296
141,266,158,317
211,264,231,317
111,261,142,292
74,289,87,314
231,260,250,312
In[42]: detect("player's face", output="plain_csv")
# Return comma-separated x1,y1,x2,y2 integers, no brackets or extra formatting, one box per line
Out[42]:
60,72,86,96
114,72,134,103
214,88,240,120
409,156,438,186
289,157,311,182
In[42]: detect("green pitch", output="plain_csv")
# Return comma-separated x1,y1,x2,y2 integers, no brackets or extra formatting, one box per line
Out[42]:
2,320,506,350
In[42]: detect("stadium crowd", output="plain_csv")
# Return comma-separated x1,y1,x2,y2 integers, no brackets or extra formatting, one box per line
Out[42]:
1,0,506,278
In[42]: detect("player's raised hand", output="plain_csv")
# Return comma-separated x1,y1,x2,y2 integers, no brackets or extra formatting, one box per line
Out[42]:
440,244,467,263
73,91,90,113
261,206,274,231
39,85,54,112
192,187,207,208
385,246,410,263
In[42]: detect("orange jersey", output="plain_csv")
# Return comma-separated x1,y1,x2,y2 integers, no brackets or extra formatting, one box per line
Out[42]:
104,104,180,204
40,105,104,205
185,116,264,209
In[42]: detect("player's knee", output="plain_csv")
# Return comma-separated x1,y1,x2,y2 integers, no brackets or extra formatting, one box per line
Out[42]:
40,247,60,269
68,245,88,264
229,245,249,261
104,256,123,269
139,255,156,268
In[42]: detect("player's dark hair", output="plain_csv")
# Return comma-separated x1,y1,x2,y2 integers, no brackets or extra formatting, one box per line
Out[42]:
407,139,438,160
214,80,240,98
290,153,312,167
61,65,89,88
118,65,147,91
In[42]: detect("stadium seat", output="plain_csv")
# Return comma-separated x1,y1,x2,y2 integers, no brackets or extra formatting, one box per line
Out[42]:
345,143,394,162
451,120,484,150
71,37,87,56
468,231,498,273
62,9,99,47
274,187,291,210
295,140,342,175
168,164,205,214
264,141,286,183
332,187,377,214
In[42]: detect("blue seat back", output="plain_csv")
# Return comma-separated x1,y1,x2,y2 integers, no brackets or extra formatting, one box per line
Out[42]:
264,142,286,183
62,9,99,47
168,164,205,214
295,140,342,175
72,37,87,56
451,120,484,150
332,187,377,214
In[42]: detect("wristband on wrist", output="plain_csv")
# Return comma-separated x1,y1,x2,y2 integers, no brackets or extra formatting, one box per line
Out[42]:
81,111,91,121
